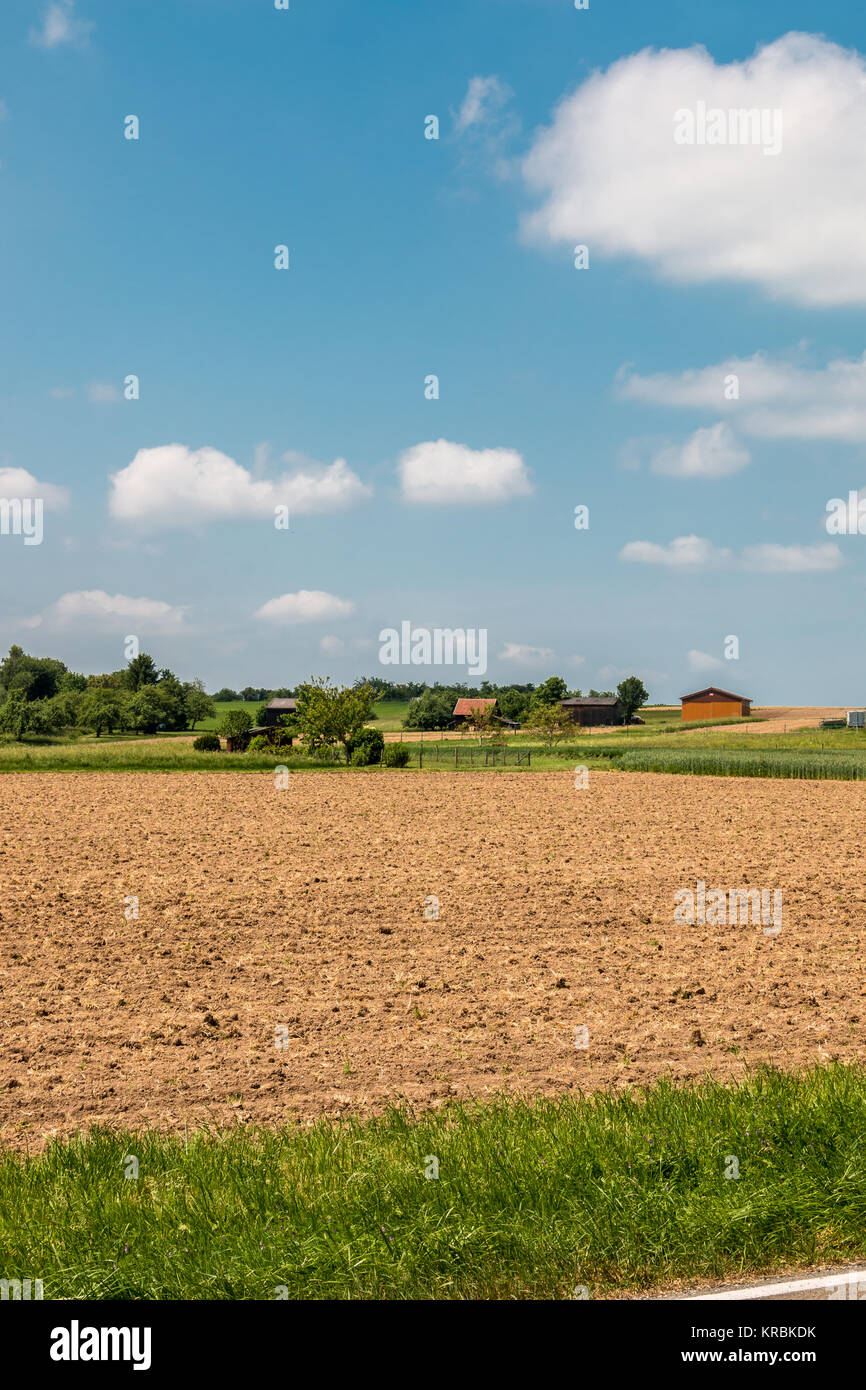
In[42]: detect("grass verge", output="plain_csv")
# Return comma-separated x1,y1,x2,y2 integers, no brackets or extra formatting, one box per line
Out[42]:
1,1065,863,1300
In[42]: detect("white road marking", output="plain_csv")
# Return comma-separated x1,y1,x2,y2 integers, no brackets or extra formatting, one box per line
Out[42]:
681,1269,866,1300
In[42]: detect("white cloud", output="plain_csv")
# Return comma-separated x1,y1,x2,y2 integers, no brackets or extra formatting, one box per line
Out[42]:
398,438,532,505
87,381,120,404
0,466,69,510
30,1,93,49
687,649,724,671
498,642,555,666
320,635,345,654
522,34,866,306
621,534,843,573
455,76,512,134
621,351,866,443
255,591,356,624
109,444,371,525
24,590,186,631
650,423,750,478
620,535,731,568
741,542,842,572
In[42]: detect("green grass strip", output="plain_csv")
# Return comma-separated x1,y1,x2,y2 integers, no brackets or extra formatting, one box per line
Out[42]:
1,1065,864,1299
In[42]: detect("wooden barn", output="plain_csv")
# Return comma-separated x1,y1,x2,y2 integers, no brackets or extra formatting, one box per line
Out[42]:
262,697,296,727
559,696,621,727
452,698,519,731
680,686,751,721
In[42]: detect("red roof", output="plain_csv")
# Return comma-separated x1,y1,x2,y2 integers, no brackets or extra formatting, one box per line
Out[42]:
680,687,751,703
453,698,497,716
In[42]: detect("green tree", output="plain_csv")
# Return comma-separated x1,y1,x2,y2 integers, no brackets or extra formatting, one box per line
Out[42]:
185,680,215,729
404,689,455,730
217,708,253,748
129,686,165,735
79,689,125,736
0,691,28,740
0,646,68,701
530,675,570,709
616,676,649,727
124,652,159,691
525,701,571,750
294,677,375,762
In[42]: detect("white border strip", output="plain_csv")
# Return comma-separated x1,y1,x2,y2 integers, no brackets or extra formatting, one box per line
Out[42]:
684,1269,866,1301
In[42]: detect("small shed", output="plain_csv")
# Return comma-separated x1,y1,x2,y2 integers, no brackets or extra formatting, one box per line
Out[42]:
560,696,621,727
680,687,751,721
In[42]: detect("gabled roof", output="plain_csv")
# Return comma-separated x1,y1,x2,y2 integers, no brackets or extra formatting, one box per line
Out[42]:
560,696,618,707
453,697,497,716
267,697,297,710
680,687,751,703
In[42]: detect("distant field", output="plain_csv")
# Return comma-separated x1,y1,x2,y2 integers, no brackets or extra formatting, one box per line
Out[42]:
198,701,261,731
369,700,411,731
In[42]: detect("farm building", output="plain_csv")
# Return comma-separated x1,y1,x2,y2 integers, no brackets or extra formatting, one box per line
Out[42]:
262,697,296,727
240,698,298,748
559,696,622,727
452,698,519,730
680,687,751,721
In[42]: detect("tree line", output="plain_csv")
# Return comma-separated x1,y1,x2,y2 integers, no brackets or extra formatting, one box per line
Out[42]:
0,646,215,739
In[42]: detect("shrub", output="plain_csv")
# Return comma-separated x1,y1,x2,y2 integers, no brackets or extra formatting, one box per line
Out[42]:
349,728,385,765
247,735,269,753
192,732,221,752
382,743,410,768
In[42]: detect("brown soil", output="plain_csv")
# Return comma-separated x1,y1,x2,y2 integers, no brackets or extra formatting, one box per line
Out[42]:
1,770,864,1151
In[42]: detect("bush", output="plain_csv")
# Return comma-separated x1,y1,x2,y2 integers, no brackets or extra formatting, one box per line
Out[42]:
192,733,221,752
349,728,385,765
247,735,269,753
382,743,410,767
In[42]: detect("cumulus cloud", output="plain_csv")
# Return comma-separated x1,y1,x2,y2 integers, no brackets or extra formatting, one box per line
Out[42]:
621,351,866,442
620,535,731,568
320,635,345,654
522,33,866,306
24,590,186,631
0,466,69,510
687,649,724,671
109,444,371,525
398,439,532,505
649,423,750,478
254,591,355,624
30,1,92,48
741,542,842,572
621,535,842,572
498,642,555,666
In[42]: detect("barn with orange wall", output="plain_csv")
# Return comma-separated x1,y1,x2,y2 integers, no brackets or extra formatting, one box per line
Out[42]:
680,687,752,721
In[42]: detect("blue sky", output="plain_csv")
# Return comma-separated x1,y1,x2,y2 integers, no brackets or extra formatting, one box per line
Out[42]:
2,0,866,701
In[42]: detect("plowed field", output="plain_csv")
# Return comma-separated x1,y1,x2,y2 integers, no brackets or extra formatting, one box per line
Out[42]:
1,771,864,1149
